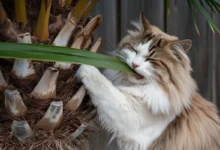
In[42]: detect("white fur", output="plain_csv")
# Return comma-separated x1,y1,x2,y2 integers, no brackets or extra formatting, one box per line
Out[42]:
136,41,152,54
75,39,176,150
120,41,156,85
76,64,175,150
122,41,152,69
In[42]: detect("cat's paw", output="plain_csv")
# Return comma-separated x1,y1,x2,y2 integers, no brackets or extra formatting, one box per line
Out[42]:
75,65,99,81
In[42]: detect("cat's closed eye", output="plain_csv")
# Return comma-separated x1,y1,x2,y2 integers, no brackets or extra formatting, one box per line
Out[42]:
149,45,156,52
123,43,137,53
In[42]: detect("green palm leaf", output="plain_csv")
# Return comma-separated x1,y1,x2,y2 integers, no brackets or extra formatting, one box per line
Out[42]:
188,0,201,34
0,42,133,74
188,0,220,34
166,0,171,15
191,0,220,33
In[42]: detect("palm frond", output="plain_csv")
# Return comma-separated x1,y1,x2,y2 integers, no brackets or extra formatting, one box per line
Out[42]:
166,0,171,15
166,0,220,34
190,0,220,33
188,0,201,34
0,42,133,74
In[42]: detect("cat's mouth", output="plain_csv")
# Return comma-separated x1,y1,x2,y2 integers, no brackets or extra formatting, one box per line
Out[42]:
134,73,144,80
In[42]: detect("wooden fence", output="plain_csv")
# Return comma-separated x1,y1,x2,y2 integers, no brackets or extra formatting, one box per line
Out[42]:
90,0,220,149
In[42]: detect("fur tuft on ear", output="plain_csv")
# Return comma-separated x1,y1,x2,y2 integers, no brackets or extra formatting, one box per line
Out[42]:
140,12,150,31
171,39,192,53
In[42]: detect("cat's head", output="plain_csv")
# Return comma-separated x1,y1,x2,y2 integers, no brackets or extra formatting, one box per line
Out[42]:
117,13,197,114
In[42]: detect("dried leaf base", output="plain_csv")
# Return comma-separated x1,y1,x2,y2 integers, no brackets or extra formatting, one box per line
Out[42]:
0,103,96,150
0,1,102,149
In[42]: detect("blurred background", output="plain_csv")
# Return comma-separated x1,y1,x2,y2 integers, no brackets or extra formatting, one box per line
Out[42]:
89,0,220,149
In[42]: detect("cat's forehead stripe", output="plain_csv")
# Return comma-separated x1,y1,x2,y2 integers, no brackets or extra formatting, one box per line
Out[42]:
136,40,152,54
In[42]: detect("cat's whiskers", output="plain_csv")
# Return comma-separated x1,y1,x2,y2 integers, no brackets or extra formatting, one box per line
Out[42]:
141,71,158,87
153,76,165,85
149,76,158,87
107,51,127,62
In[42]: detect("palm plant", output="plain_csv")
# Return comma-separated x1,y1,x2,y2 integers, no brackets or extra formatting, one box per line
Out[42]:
0,0,131,149
167,0,220,34
0,0,219,150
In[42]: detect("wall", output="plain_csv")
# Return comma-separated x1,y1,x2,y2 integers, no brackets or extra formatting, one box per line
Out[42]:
90,0,220,149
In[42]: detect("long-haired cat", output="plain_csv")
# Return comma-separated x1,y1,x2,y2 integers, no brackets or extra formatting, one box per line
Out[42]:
76,13,220,150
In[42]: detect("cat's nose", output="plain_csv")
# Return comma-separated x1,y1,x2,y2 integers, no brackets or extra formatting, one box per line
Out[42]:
132,62,139,69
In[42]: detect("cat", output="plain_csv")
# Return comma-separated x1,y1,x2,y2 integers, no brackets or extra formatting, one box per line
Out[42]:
76,12,220,150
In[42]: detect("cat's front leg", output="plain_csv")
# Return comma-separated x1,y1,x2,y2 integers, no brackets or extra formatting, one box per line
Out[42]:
75,65,122,101
75,65,141,132
75,65,100,82
75,65,108,94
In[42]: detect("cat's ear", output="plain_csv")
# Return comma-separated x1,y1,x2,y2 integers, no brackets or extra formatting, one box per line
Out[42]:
170,39,192,53
140,12,150,31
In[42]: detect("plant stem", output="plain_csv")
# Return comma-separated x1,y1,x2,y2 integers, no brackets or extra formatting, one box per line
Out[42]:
69,124,87,140
53,0,91,46
52,0,93,69
36,101,63,130
12,33,36,79
83,36,93,49
69,0,90,22
71,36,85,48
65,0,72,7
52,18,77,46
53,0,99,47
90,37,102,52
78,15,102,37
53,35,85,69
82,0,99,18
14,0,27,25
30,67,59,99
34,0,52,41
0,1,6,24
65,85,86,110
65,37,102,111
4,89,28,117
11,120,34,141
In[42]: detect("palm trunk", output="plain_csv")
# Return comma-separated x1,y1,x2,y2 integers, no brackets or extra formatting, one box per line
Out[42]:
53,15,102,69
12,33,35,78
65,85,86,110
11,120,34,140
30,67,59,100
4,89,27,117
0,0,101,149
36,101,63,130
54,35,85,69
65,37,102,110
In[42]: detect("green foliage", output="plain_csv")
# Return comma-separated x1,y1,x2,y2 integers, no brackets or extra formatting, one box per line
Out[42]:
0,42,133,74
167,0,220,34
166,0,170,15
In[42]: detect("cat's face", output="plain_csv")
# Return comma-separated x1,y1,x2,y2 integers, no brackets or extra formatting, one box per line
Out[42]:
120,40,157,84
117,13,192,86
116,13,196,114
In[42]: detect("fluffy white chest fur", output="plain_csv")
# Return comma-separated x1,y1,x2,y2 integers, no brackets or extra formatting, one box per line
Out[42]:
74,13,220,150
76,67,175,150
